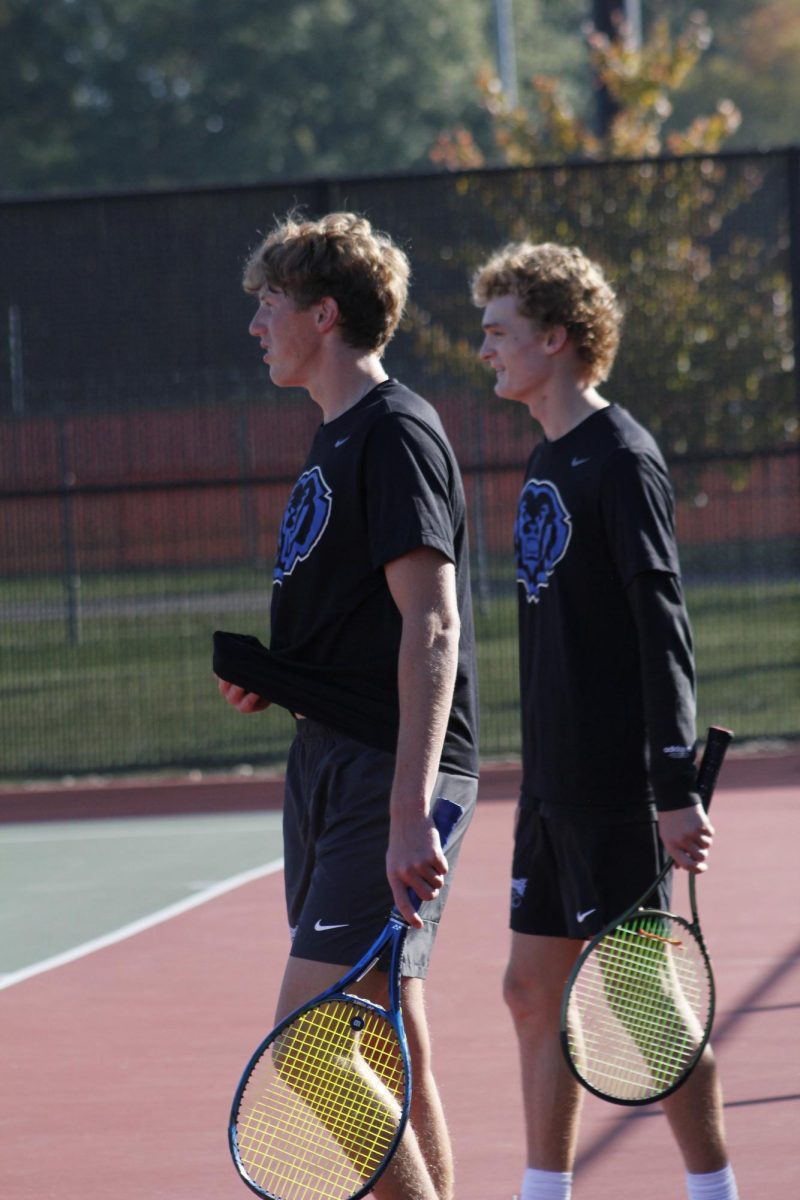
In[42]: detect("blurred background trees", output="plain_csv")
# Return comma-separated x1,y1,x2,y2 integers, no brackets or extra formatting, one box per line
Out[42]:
418,2,797,458
1,1,797,197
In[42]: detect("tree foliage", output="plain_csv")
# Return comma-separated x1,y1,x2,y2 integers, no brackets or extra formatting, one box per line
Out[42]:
430,9,742,168
654,0,800,151
1,2,797,197
0,0,495,194
425,7,796,457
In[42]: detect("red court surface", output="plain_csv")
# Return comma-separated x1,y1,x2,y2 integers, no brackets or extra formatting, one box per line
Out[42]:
1,752,798,1200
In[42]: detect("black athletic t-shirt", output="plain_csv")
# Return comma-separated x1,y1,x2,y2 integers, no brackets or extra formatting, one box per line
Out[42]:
515,404,697,816
265,378,478,776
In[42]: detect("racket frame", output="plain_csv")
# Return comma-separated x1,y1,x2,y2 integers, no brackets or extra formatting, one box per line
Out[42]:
228,796,463,1200
559,725,733,1106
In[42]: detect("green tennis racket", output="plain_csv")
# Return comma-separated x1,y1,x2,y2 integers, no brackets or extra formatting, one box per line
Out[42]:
560,725,733,1106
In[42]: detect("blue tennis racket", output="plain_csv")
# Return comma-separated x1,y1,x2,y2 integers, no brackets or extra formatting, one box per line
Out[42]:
229,796,463,1200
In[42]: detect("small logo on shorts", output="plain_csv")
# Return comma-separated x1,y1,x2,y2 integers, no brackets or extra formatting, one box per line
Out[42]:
576,907,597,924
314,919,349,932
510,878,528,909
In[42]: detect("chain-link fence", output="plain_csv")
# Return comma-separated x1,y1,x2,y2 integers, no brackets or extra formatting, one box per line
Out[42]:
2,149,798,778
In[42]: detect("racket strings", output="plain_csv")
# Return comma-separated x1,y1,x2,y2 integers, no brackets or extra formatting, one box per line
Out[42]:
235,999,407,1200
567,916,712,1101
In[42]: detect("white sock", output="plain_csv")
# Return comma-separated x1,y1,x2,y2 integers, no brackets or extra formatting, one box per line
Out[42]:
686,1164,740,1199
520,1166,573,1200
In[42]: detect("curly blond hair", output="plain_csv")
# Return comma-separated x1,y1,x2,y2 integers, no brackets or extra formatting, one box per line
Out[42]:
243,211,409,354
471,242,623,384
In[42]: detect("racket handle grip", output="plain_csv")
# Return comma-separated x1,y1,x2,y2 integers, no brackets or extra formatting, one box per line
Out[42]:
696,725,734,811
431,796,464,848
406,797,464,914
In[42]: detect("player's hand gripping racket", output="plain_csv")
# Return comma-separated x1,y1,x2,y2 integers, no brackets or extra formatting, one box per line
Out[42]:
560,725,733,1106
229,796,463,1200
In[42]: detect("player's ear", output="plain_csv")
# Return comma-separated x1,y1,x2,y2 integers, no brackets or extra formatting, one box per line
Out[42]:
315,296,340,333
544,324,569,355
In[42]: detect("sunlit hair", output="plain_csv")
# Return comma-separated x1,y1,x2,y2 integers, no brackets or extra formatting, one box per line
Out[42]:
471,242,623,384
243,211,410,354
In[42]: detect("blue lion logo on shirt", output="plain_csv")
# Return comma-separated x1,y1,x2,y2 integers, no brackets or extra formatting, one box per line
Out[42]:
515,478,572,603
274,467,332,584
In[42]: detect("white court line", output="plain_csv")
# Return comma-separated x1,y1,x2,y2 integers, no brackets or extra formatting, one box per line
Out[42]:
0,857,283,992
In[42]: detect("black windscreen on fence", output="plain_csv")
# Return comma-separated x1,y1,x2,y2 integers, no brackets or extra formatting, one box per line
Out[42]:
1,149,799,778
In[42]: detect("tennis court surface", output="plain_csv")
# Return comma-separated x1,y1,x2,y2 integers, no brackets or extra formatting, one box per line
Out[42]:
1,751,797,1199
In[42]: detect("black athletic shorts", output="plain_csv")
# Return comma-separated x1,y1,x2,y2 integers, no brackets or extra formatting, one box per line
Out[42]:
509,801,672,939
284,718,477,978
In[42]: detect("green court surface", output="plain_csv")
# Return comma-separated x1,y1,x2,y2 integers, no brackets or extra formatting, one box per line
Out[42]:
0,811,284,980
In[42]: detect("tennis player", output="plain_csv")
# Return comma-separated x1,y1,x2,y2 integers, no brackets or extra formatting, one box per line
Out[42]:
216,211,478,1200
471,242,740,1200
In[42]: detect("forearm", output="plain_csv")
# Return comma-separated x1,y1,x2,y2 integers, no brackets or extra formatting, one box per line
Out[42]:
383,548,461,922
390,605,460,821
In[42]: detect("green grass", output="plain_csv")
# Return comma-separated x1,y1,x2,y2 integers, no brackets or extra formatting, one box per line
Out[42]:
474,578,800,751
1,570,798,780
689,578,800,736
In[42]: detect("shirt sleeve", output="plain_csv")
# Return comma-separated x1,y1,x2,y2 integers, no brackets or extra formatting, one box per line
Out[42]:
600,448,681,585
625,570,701,812
362,413,456,569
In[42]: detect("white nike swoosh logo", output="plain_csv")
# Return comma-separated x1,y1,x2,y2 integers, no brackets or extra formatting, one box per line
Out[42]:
334,437,350,448
571,456,590,467
314,919,349,932
576,907,597,923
